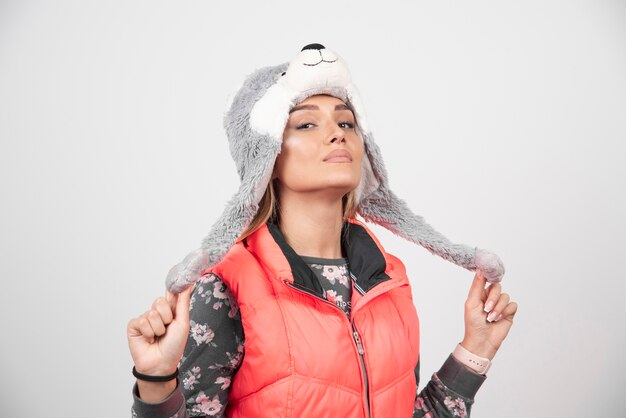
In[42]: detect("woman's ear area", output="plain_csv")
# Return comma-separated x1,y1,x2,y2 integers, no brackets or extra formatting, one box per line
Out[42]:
271,158,282,181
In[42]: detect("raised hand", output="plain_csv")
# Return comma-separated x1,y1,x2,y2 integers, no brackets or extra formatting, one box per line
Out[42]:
127,286,194,401
460,271,518,360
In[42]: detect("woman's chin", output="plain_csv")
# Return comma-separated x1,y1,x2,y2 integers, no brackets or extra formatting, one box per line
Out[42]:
321,178,360,193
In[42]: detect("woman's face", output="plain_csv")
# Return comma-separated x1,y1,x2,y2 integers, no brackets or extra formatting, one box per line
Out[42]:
273,94,363,198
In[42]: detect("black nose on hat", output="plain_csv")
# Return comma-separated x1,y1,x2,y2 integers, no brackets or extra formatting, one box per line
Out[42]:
301,43,325,51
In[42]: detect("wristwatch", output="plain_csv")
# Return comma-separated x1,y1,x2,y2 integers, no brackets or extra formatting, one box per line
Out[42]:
452,343,492,375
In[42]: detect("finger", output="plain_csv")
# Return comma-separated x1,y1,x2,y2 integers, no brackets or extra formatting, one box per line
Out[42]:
165,290,178,313
487,293,510,322
152,297,174,325
127,317,144,338
493,292,510,317
498,301,518,321
146,309,167,336
133,315,156,343
175,285,194,324
468,271,487,303
484,282,502,313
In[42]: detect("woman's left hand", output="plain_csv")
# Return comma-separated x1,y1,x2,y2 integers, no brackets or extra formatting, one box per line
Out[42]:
460,271,518,360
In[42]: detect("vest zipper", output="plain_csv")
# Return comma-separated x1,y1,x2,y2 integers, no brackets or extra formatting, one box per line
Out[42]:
283,280,372,418
352,323,371,418
349,272,371,418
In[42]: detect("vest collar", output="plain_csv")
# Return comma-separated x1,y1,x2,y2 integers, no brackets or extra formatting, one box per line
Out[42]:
245,219,391,297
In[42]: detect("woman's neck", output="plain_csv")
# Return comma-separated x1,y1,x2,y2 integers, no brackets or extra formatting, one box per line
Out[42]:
277,189,345,259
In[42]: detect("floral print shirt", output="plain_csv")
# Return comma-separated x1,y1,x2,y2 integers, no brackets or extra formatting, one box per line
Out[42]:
132,258,486,417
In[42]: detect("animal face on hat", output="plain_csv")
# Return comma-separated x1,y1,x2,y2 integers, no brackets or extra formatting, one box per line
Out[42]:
165,43,505,293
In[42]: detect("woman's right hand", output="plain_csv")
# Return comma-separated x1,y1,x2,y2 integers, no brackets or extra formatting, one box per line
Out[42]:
127,286,194,402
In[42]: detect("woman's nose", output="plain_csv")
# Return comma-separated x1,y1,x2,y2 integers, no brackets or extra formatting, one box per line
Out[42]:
327,124,346,144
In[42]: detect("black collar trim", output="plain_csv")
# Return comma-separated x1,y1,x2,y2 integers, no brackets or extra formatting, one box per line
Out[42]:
267,221,390,296
344,222,391,293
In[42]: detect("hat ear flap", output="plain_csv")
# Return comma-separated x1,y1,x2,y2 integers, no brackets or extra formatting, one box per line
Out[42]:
357,132,505,283
166,155,275,293
359,186,476,265
166,248,209,293
166,62,286,293
165,183,261,293
358,186,504,282
166,133,280,292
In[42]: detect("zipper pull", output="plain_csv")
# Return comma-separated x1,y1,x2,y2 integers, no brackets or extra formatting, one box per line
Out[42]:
353,331,365,355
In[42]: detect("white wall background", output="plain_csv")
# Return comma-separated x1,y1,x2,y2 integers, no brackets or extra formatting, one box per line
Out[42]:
1,1,624,416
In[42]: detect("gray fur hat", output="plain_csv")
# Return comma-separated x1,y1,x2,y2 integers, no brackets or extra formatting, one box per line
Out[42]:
165,43,505,293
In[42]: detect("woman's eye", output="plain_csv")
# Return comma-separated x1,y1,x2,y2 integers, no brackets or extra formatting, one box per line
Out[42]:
339,121,355,129
296,122,315,129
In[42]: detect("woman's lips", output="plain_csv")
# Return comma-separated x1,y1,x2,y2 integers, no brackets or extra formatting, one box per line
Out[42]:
324,150,353,163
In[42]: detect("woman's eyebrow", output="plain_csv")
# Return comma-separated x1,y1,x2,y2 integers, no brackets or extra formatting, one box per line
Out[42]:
335,104,352,112
289,104,353,114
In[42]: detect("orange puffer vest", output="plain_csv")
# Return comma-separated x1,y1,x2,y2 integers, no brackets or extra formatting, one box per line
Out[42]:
206,218,420,418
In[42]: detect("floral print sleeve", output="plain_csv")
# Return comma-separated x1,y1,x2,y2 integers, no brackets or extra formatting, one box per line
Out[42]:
132,272,244,418
412,355,487,418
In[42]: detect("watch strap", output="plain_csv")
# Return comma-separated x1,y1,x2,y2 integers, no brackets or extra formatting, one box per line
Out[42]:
452,343,492,375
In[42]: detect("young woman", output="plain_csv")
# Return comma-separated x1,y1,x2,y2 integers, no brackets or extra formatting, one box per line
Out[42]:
128,45,517,418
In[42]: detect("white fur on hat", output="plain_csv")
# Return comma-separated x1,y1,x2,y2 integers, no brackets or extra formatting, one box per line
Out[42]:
165,43,504,293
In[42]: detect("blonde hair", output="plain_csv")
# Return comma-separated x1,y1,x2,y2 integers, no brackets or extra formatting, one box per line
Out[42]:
237,180,358,242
